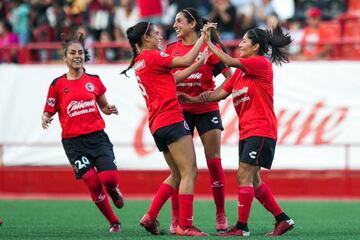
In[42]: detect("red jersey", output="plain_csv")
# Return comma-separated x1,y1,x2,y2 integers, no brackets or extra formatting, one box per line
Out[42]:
43,73,106,139
133,50,184,134
165,41,230,114
136,0,162,18
223,56,277,140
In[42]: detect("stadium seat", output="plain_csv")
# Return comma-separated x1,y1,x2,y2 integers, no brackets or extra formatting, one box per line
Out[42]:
342,20,360,59
320,21,341,58
347,0,360,15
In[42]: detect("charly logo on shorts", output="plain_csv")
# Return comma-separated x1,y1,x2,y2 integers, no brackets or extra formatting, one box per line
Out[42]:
211,116,219,124
183,121,190,131
47,98,56,107
249,151,257,159
85,82,95,92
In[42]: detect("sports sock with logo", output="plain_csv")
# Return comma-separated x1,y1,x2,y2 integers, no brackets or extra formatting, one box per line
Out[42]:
82,168,119,224
178,194,194,228
206,158,225,215
238,185,254,225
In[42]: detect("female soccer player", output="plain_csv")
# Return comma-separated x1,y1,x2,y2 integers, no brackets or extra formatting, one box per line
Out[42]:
41,32,123,233
121,21,215,237
165,8,232,233
179,24,295,236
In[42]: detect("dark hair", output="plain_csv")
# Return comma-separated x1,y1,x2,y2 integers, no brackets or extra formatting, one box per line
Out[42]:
61,31,90,62
0,19,13,33
121,22,152,76
246,24,292,66
181,8,227,53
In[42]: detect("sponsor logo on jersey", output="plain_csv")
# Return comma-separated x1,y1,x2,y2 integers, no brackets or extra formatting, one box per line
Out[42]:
67,100,96,117
47,98,56,107
134,59,145,71
85,82,95,92
160,52,169,57
232,87,248,98
177,82,202,87
187,72,202,80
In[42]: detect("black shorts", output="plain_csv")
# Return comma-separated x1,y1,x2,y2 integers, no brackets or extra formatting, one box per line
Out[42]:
62,130,117,179
183,110,224,136
153,121,191,152
238,136,276,169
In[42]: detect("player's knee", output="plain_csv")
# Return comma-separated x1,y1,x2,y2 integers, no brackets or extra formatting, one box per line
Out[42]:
181,165,198,182
98,170,119,188
237,168,253,186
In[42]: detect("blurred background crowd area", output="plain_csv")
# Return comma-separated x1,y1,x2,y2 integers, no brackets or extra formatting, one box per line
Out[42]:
0,0,360,63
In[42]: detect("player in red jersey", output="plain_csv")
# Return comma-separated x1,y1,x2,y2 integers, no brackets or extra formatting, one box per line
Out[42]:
179,24,295,237
41,31,123,233
121,21,216,237
165,8,232,233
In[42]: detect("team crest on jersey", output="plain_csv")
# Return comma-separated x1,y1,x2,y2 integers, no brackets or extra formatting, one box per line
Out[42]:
85,82,95,92
160,52,169,57
47,98,56,107
63,87,69,93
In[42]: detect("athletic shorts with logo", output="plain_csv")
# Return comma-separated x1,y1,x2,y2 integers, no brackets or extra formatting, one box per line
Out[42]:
238,136,276,169
153,121,191,152
62,130,117,179
183,110,224,136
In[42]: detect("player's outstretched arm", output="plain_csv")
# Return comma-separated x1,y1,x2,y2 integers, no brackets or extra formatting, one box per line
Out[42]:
97,95,118,115
41,112,54,129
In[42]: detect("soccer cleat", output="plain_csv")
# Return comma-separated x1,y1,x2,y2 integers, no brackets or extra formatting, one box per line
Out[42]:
139,213,160,235
266,219,294,236
216,213,229,231
107,186,124,209
176,225,208,236
109,223,121,233
216,225,250,237
0,219,3,226
169,216,178,234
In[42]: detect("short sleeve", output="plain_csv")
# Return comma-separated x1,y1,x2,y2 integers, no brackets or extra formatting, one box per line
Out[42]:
149,50,173,68
223,69,241,93
95,76,106,97
43,84,58,114
239,56,269,78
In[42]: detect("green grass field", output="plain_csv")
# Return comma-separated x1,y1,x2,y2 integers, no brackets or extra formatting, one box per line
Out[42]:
1,199,360,239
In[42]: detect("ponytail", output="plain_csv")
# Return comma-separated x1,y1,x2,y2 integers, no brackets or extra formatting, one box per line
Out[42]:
247,24,292,66
202,18,228,53
266,24,292,65
121,22,151,76
180,9,229,54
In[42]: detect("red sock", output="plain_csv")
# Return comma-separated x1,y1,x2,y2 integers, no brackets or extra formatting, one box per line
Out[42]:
255,182,283,217
178,194,193,228
171,188,179,219
207,158,225,215
147,183,174,219
98,170,119,189
82,168,119,224
238,186,254,224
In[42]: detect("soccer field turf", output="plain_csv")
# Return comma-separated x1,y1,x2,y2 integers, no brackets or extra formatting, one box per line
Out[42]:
0,199,359,239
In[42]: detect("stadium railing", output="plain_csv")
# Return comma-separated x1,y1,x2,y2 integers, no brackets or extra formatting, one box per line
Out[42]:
1,37,360,64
